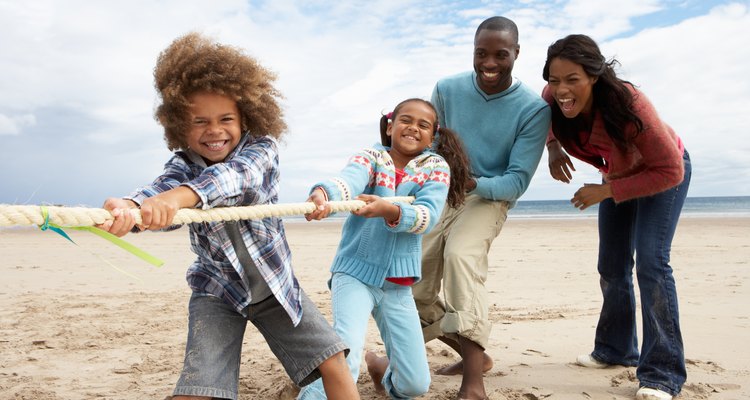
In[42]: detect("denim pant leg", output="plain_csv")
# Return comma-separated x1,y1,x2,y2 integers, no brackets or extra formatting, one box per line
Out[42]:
634,151,691,395
297,273,375,400
372,282,431,399
173,294,247,400
592,198,640,367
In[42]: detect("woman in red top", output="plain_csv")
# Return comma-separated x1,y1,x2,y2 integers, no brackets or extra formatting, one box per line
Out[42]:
542,34,691,400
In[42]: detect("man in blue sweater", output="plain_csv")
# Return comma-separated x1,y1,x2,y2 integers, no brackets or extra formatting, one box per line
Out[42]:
412,16,551,400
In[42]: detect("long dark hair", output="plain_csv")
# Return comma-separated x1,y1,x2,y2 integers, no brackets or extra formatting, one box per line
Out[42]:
542,34,643,150
379,98,470,208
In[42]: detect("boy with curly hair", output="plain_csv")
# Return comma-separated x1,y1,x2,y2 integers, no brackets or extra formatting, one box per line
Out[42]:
98,32,359,400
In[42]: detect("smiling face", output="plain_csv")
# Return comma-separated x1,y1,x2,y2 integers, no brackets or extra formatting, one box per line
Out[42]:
186,91,242,165
386,101,436,167
473,29,519,95
547,57,598,119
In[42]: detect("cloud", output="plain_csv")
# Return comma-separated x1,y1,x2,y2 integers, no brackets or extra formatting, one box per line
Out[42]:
0,0,747,208
0,113,36,135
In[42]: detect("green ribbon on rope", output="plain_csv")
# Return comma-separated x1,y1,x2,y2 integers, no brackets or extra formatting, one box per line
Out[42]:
38,206,164,268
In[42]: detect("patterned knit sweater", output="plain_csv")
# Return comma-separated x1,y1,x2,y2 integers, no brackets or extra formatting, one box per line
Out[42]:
312,143,450,287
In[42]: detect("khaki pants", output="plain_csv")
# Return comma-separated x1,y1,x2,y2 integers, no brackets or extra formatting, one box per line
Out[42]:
413,194,508,349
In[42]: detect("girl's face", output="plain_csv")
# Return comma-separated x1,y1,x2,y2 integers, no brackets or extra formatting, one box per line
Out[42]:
547,57,598,119
386,101,436,163
186,91,242,165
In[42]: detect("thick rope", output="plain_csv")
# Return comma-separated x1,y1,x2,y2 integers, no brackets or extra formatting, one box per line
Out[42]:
0,197,415,228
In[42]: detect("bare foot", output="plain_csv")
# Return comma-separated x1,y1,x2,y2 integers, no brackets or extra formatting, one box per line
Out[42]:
435,352,493,376
365,351,387,394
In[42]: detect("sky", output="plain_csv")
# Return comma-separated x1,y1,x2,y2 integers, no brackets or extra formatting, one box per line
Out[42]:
1,0,748,208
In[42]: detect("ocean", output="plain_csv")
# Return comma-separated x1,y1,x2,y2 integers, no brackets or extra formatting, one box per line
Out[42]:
509,195,750,219
283,196,750,222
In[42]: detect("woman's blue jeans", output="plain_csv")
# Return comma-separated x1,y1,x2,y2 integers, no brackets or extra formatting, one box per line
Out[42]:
591,150,691,396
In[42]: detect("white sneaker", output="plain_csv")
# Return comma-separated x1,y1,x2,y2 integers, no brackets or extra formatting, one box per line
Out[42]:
575,353,609,369
635,387,673,400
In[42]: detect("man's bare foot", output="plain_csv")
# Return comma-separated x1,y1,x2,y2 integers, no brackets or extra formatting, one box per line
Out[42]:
365,351,387,394
435,352,493,376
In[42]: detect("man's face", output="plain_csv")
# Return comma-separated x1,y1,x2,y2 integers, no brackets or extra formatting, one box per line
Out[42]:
473,29,519,95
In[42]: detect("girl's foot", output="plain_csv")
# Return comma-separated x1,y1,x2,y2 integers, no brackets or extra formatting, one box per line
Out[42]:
365,351,387,394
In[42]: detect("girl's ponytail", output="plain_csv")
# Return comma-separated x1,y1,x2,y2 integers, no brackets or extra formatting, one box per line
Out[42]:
434,127,470,208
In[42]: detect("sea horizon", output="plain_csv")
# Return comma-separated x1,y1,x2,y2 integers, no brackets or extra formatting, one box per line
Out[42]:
280,195,750,222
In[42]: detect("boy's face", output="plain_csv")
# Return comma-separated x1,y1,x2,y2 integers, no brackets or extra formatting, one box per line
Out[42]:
473,29,519,95
186,91,242,165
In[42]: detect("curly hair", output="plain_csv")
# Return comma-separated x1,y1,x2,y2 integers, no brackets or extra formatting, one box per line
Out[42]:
154,32,287,151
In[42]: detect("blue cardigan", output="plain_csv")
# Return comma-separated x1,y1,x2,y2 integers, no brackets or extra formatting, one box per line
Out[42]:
313,144,450,287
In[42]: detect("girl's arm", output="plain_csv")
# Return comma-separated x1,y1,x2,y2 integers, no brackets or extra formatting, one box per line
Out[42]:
310,148,379,203
351,194,400,224
305,187,332,221
386,157,450,235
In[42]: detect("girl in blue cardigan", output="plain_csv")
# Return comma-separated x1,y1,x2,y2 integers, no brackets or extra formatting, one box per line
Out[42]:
297,98,470,399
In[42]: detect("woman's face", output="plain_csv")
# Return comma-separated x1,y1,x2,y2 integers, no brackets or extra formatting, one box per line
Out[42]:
547,57,597,119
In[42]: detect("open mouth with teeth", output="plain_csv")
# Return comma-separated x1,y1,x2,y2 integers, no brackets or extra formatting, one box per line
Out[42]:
203,140,229,151
558,98,576,112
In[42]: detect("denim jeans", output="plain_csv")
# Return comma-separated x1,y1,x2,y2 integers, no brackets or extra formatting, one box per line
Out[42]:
298,273,430,400
173,290,347,399
591,150,691,396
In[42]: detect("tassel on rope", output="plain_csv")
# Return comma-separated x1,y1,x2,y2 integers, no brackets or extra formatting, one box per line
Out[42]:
37,206,164,268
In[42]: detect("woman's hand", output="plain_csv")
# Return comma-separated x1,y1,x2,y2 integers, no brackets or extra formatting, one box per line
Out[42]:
305,188,331,221
548,141,576,183
571,183,612,210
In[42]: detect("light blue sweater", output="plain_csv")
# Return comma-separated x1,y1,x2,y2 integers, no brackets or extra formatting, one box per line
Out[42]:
313,144,450,287
431,72,551,206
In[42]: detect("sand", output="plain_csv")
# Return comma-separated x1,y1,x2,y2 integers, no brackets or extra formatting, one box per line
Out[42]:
0,216,747,399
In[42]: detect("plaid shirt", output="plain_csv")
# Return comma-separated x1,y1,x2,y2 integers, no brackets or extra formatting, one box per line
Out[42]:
126,134,302,325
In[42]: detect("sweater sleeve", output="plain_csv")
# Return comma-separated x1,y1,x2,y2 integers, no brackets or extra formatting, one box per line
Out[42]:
385,156,449,235
311,148,376,202
608,91,685,202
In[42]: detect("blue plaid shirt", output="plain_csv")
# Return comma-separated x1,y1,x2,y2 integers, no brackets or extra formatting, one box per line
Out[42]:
126,134,303,325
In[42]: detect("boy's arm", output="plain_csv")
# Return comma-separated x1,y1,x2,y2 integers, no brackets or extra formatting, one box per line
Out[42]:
138,186,199,230
184,136,280,209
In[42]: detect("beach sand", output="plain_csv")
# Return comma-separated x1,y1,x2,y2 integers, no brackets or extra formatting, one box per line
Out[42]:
1,216,747,399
